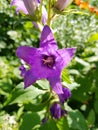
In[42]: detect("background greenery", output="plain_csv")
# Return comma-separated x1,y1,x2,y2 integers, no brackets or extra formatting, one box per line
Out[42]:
0,0,98,129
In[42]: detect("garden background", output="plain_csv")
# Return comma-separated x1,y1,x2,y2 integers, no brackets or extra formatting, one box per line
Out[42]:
0,0,98,130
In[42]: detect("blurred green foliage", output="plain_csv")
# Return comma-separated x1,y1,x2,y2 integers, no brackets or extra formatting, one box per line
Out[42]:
0,0,98,130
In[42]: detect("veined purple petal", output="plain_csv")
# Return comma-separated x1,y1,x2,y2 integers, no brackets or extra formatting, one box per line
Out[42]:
24,68,39,88
57,48,76,69
11,0,28,14
16,46,38,66
40,26,58,50
59,87,71,104
50,81,63,94
48,76,63,94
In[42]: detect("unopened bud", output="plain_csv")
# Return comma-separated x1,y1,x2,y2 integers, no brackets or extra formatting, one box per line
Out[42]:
23,0,39,16
55,0,73,11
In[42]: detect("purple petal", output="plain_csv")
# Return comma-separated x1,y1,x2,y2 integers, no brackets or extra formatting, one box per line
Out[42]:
11,0,28,14
48,74,63,94
59,87,71,104
40,26,58,50
57,48,76,69
24,69,38,88
16,46,37,65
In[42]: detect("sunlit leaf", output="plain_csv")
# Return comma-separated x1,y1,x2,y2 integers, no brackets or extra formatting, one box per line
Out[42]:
62,68,71,84
88,33,98,42
24,92,51,112
67,109,88,130
4,82,44,106
56,117,69,130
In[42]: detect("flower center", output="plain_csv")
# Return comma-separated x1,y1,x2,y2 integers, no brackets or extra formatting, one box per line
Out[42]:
43,55,55,68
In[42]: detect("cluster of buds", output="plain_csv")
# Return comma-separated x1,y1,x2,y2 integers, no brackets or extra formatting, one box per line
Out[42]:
74,0,98,15
11,0,47,27
11,0,73,28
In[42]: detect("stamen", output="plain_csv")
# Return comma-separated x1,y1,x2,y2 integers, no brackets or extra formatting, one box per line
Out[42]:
42,55,55,68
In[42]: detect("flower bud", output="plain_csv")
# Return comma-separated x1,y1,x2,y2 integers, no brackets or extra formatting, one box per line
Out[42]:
23,0,39,16
11,0,47,25
55,0,73,11
50,103,67,119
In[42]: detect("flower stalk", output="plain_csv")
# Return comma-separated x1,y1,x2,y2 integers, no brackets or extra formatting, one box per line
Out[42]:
47,0,51,26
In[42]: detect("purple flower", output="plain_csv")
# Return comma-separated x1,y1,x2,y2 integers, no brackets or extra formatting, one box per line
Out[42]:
50,103,67,119
11,0,47,24
16,25,76,95
55,0,73,11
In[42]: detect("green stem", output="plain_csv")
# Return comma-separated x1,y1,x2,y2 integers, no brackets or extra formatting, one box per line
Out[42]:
47,0,51,26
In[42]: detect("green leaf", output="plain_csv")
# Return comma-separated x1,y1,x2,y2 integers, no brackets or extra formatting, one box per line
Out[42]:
24,92,51,112
87,109,95,127
72,73,93,102
35,79,50,90
95,88,98,99
67,109,88,130
62,68,71,83
39,119,58,130
75,57,90,67
4,82,44,106
94,100,98,114
19,112,40,130
24,21,33,29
